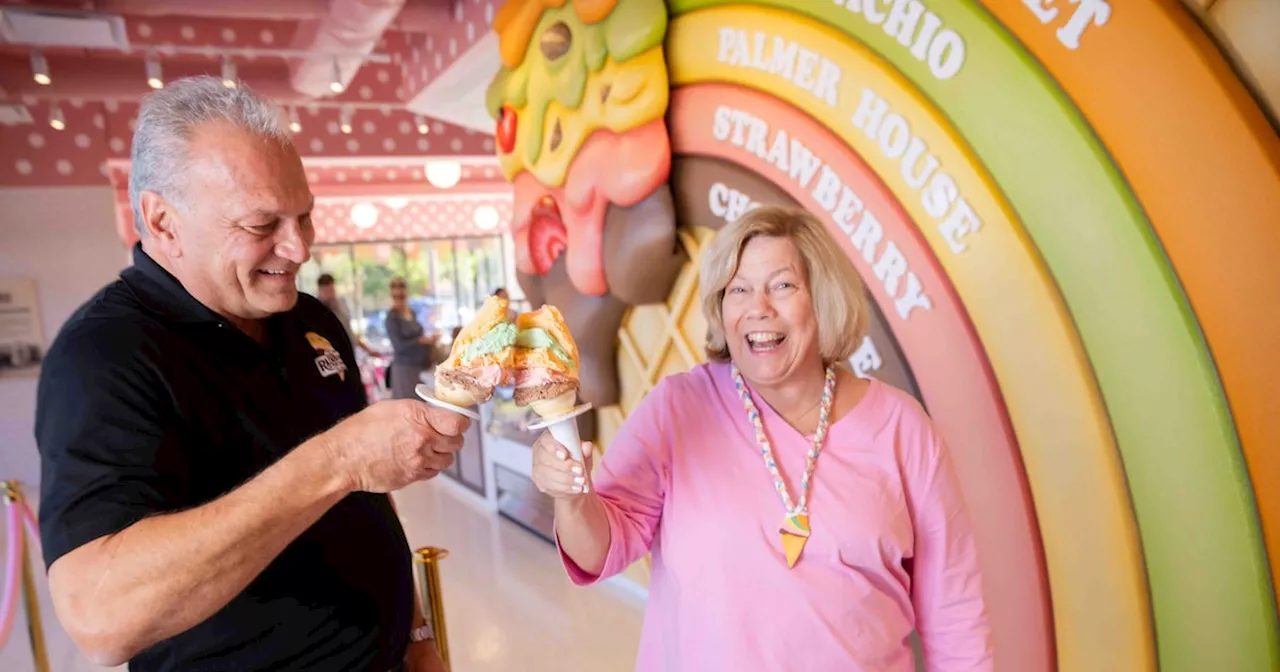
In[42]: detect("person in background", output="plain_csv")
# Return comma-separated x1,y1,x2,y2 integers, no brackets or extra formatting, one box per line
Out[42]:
317,272,383,357
34,77,459,672
531,206,992,671
385,277,439,399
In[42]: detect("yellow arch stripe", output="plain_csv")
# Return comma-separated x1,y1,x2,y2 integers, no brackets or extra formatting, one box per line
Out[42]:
667,7,1153,669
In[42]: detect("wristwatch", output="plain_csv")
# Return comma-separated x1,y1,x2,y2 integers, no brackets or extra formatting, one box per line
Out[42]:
410,623,435,643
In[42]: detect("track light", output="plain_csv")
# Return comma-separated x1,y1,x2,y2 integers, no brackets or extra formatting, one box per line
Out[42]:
288,106,301,133
31,50,50,85
328,57,344,94
221,58,237,88
49,103,65,131
146,58,163,89
415,115,429,134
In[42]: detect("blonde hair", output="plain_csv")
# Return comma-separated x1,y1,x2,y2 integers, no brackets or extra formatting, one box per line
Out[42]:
698,206,869,363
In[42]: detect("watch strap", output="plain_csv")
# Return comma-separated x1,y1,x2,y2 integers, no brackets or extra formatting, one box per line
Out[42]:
410,623,435,643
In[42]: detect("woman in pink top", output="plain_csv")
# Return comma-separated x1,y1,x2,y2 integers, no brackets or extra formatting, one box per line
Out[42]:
531,206,992,671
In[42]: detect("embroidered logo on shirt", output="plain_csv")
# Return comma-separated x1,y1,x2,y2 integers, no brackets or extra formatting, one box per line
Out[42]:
306,332,347,381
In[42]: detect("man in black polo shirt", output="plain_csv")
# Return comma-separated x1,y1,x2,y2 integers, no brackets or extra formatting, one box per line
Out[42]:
35,77,459,671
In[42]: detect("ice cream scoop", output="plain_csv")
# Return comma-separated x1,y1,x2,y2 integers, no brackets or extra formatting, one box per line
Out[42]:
512,305,580,419
432,295,516,407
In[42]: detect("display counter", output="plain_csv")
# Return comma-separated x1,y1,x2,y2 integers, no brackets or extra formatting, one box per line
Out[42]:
480,386,557,543
409,379,560,545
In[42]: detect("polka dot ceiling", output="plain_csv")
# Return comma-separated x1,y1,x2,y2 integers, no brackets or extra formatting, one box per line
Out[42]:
0,5,501,188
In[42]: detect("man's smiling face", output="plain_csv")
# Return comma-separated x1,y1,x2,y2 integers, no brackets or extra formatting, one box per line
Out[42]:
161,120,315,327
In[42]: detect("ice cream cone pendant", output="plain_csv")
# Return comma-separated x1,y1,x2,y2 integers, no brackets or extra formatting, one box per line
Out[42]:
732,364,836,572
780,513,810,568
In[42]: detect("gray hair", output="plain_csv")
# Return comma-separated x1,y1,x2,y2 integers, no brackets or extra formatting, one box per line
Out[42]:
129,76,291,235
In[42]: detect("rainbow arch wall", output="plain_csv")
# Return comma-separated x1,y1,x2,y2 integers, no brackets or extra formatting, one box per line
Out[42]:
486,0,1280,669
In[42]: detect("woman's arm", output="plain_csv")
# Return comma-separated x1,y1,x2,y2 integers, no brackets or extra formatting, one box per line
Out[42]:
535,441,612,575
905,422,994,671
533,378,675,584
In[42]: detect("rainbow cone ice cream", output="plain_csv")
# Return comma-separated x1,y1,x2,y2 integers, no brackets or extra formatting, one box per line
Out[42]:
512,305,580,418
434,295,517,406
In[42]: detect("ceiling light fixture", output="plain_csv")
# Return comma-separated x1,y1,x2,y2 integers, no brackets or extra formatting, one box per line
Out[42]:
328,57,344,94
339,106,353,134
49,102,65,131
415,115,429,134
350,202,379,229
288,106,301,133
425,161,462,189
473,205,500,230
30,50,50,85
221,58,237,88
145,57,163,89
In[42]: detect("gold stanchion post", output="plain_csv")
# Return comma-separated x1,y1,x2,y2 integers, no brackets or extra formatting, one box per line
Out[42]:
413,547,450,669
5,481,50,672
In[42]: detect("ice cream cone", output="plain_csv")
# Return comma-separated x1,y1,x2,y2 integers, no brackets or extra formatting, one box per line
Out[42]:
781,532,807,568
546,414,584,463
527,400,594,464
434,381,478,408
530,390,577,419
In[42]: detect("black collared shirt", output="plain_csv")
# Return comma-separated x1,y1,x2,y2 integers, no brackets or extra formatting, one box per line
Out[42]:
35,245,411,671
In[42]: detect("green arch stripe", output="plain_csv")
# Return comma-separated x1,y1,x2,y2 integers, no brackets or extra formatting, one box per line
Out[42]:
666,0,1279,668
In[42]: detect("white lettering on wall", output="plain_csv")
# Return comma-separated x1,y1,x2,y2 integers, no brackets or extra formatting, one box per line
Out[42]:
850,87,983,254
850,335,884,378
1022,0,1112,50
833,0,966,80
716,28,843,107
710,104,934,320
708,182,761,225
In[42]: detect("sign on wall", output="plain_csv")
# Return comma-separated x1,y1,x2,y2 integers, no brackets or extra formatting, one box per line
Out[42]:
0,278,46,379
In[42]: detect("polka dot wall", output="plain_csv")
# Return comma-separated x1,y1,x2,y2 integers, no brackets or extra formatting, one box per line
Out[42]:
103,156,510,247
311,197,513,244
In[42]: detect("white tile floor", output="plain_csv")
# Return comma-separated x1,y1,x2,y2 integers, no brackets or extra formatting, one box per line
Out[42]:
0,478,644,671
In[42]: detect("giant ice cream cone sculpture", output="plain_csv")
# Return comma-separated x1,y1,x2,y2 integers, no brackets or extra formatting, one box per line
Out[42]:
486,0,685,421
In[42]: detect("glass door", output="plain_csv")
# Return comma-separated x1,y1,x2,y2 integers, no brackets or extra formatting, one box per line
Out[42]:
427,239,460,333
351,242,402,352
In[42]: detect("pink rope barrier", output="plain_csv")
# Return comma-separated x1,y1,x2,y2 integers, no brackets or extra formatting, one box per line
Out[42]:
0,482,41,654
0,498,24,651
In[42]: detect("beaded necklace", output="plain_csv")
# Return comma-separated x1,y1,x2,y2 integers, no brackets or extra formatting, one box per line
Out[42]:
730,363,837,568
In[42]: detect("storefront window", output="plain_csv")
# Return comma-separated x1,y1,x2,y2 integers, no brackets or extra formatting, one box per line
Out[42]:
457,236,506,323
298,246,357,331
299,235,509,352
425,239,458,332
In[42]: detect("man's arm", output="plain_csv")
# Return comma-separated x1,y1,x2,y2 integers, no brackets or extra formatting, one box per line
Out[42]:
49,435,347,665
36,326,468,665
47,397,466,666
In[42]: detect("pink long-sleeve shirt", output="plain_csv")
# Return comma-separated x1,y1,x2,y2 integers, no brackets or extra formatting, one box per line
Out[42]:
559,362,993,671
